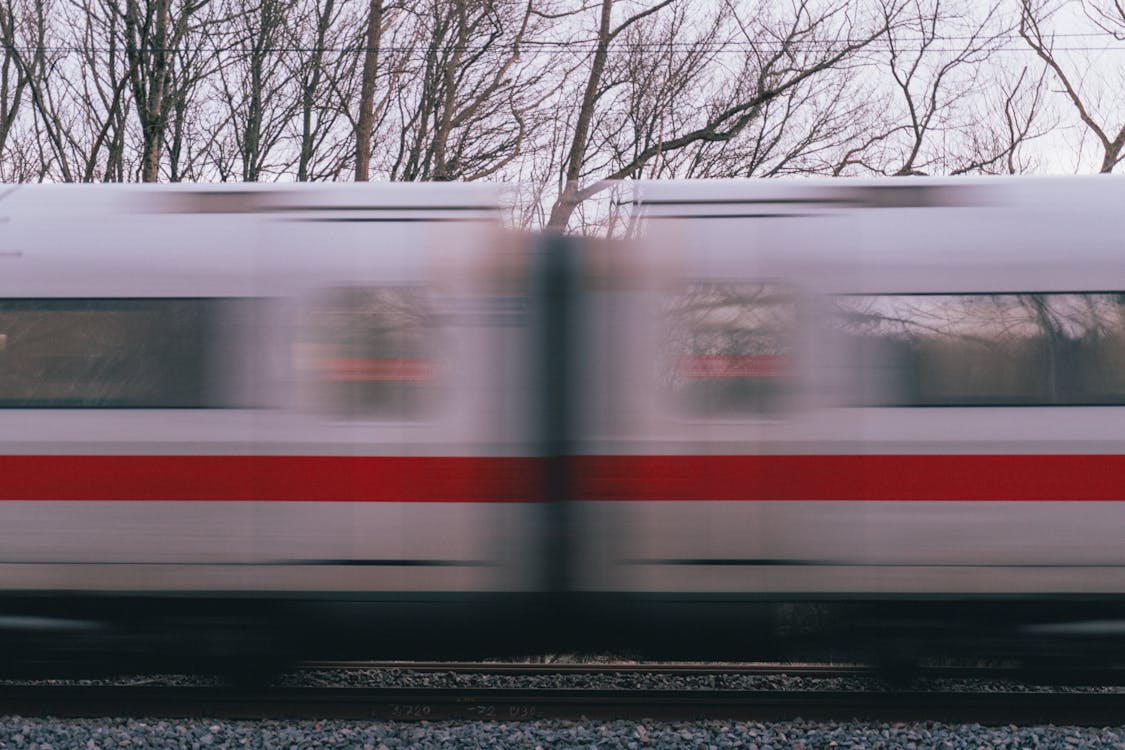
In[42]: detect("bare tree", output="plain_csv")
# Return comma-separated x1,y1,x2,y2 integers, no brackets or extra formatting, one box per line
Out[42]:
881,0,1001,175
288,0,363,181
0,0,1119,189
57,0,141,182
120,0,173,181
354,0,383,181
0,0,77,180
295,0,338,180
378,0,551,183
1020,0,1125,173
968,63,1053,175
352,1,421,181
117,0,215,182
843,0,1052,176
0,0,27,163
569,3,880,183
161,1,227,180
673,55,878,178
203,0,362,182
212,0,296,181
546,0,901,231
1086,0,1125,39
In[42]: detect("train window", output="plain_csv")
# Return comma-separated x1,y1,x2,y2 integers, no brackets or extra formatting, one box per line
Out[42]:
296,287,439,419
665,282,796,417
833,293,1125,406
0,298,234,408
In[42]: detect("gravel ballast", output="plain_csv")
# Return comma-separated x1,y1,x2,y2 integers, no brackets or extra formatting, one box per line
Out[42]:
281,668,1125,694
8,667,1123,694
2,718,1125,749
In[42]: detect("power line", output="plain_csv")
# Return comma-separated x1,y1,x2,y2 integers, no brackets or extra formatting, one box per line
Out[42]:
5,41,1125,54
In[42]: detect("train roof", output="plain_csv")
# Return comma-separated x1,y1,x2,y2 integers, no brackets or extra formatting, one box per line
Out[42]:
0,182,501,219
628,175,1125,215
0,183,505,298
627,176,1125,293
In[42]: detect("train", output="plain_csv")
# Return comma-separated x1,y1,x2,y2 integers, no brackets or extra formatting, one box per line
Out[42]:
0,176,1123,678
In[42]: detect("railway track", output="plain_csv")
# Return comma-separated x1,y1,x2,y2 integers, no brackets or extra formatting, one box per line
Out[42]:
302,660,878,676
2,662,1125,725
298,660,1125,684
0,684,1123,724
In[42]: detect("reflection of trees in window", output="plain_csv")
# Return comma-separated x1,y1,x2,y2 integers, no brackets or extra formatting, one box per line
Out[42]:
0,299,220,407
833,293,1125,405
299,287,439,419
665,283,796,416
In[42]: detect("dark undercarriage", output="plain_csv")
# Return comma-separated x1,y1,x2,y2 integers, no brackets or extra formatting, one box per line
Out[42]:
4,592,1125,682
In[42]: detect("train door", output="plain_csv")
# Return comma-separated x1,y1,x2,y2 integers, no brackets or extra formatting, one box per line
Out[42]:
566,184,858,656
254,208,541,654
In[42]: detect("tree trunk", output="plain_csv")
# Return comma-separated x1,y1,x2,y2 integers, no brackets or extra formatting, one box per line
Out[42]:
547,0,612,231
354,0,383,181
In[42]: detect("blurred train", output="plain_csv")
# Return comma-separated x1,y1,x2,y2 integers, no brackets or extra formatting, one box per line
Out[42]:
0,177,1123,677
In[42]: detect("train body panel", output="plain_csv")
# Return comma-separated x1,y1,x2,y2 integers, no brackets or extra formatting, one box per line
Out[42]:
0,185,543,670
571,176,1125,610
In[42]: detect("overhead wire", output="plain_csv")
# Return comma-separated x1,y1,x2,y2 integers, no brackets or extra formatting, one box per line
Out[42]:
3,40,1124,54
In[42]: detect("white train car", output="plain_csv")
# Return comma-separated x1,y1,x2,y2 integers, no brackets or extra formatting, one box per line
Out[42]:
0,183,541,672
4,176,1125,674
571,177,1125,660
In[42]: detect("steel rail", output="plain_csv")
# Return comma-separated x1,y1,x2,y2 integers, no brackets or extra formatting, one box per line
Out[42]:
296,660,1125,684
1,684,1124,725
298,660,878,676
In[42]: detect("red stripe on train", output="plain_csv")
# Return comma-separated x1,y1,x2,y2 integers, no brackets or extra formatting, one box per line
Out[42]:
573,454,1125,502
0,456,538,502
0,454,1122,502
